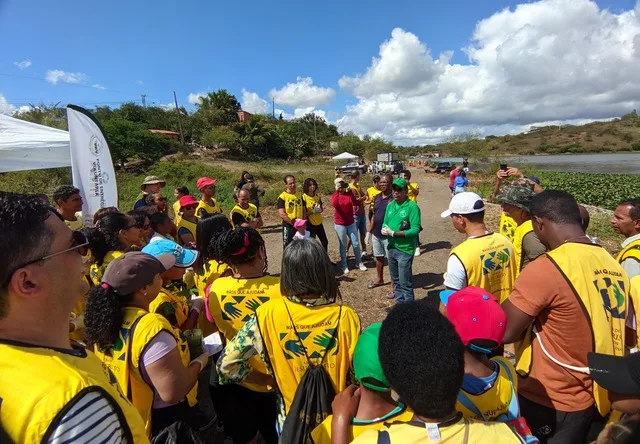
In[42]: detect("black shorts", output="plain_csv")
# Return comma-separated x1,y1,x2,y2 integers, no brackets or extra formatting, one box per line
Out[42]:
215,384,278,444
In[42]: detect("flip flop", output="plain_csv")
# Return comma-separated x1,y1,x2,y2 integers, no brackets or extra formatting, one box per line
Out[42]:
367,282,385,289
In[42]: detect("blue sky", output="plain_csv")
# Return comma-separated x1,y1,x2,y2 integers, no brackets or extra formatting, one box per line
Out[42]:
1,0,639,145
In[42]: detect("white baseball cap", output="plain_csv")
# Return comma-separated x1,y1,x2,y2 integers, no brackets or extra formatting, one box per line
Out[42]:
441,192,485,218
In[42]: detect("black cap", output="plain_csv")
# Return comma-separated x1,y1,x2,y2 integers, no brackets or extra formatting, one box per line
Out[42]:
588,351,640,396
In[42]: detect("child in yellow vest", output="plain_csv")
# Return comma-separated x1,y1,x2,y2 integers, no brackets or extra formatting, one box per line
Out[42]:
440,287,537,443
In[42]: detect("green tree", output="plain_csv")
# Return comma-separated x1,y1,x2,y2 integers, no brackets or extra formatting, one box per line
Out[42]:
193,89,242,128
102,119,177,167
13,103,68,130
337,132,365,157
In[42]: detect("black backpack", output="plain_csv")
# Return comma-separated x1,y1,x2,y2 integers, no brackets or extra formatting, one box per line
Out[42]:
279,303,342,444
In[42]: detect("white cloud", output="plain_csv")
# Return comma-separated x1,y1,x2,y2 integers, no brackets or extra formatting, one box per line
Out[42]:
188,92,206,105
137,80,144,86
13,59,32,70
270,76,336,108
0,93,15,115
274,109,292,120
338,0,640,145
45,69,87,85
92,84,106,90
157,103,175,111
292,107,329,122
241,89,269,114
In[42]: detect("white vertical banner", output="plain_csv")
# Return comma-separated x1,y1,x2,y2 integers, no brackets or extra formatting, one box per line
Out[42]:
67,105,118,227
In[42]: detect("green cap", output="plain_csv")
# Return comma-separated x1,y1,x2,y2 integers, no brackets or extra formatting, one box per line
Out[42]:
353,323,390,392
496,186,536,212
392,177,407,189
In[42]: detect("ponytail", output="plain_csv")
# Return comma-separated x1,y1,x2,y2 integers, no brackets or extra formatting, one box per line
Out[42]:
84,212,135,265
84,284,133,352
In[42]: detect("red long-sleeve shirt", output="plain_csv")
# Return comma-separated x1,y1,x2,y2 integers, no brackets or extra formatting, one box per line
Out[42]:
330,190,358,226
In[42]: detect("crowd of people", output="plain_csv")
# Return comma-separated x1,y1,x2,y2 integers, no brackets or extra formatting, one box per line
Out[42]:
1,163,640,444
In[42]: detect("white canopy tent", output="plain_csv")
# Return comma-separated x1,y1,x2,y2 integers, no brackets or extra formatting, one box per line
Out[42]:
0,113,71,173
331,152,359,161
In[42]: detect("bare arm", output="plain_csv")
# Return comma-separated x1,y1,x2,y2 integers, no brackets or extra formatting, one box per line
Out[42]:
278,208,293,225
501,299,534,344
145,346,202,404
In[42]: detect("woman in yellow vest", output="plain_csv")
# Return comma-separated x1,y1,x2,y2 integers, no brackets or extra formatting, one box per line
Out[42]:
194,214,233,296
128,209,153,247
85,252,210,439
217,238,361,430
207,228,282,443
85,212,141,285
302,177,329,251
196,176,222,218
176,195,199,247
173,186,189,223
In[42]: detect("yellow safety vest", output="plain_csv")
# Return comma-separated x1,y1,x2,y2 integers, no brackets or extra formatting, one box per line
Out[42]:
631,276,640,346
93,307,197,435
63,212,84,231
499,212,517,242
407,182,419,203
311,404,413,444
616,239,640,265
230,203,259,228
196,198,221,217
255,299,361,415
70,295,87,342
195,259,229,296
207,275,282,392
0,341,148,443
303,193,323,226
512,219,534,276
149,288,189,330
172,200,182,224
515,242,628,417
89,250,124,285
450,233,516,303
278,191,304,221
177,218,197,245
366,187,382,211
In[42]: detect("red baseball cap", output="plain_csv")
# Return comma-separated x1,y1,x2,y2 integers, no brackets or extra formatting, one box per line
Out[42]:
179,195,198,208
196,177,217,190
439,286,507,352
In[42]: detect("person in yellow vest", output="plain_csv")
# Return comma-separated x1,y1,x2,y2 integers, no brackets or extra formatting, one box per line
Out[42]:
496,186,546,275
440,287,537,442
194,214,233,296
196,177,222,218
86,252,211,439
403,169,422,257
86,212,141,285
365,175,382,222
277,174,306,249
173,186,189,223
311,322,413,444
302,177,329,251
0,192,148,443
53,184,84,230
494,168,542,242
217,238,361,429
230,188,263,230
176,195,199,247
207,228,281,443
330,302,525,443
442,192,516,303
501,190,629,443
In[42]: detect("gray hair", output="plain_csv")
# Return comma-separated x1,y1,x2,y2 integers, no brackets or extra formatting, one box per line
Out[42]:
280,238,338,301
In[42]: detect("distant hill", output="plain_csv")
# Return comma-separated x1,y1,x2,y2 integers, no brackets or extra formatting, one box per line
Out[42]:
427,111,640,157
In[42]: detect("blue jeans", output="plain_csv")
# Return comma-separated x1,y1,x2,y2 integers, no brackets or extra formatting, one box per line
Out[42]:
334,223,362,269
387,247,414,303
354,214,367,237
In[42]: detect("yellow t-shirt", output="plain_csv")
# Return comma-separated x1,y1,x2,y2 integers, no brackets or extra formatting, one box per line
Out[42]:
302,193,323,226
367,187,382,210
277,191,304,222
63,211,84,231
407,182,419,203
173,200,182,223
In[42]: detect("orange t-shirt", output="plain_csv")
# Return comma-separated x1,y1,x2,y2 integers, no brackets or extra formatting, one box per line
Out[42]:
507,256,594,412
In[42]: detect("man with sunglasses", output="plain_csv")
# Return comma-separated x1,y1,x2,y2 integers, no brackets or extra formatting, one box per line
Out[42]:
0,192,148,443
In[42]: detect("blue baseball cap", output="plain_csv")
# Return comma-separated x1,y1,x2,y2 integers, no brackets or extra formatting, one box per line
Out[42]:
142,239,198,269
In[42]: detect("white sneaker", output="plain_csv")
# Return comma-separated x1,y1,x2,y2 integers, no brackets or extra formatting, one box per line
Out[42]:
343,267,350,275
358,263,368,271
414,247,421,257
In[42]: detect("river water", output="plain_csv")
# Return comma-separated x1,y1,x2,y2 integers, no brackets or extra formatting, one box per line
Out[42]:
414,153,640,175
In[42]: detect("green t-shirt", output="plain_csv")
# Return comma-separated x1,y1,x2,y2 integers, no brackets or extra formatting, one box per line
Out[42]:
383,198,421,255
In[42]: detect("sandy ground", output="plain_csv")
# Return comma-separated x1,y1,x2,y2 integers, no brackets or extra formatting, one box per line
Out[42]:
258,170,466,327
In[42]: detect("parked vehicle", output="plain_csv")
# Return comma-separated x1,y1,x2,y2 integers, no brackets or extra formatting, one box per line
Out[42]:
338,162,368,174
425,161,455,174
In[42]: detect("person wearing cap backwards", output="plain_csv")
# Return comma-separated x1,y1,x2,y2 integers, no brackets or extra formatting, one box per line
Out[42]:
277,174,306,249
230,188,264,230
332,176,368,274
176,195,200,246
500,190,630,443
134,175,166,210
496,186,546,275
440,287,537,443
196,176,222,218
311,323,414,444
494,167,542,242
0,192,148,443
86,251,210,439
331,302,524,443
442,192,516,303
382,177,421,303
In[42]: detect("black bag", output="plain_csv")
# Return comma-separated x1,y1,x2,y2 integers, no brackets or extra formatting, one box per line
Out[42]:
279,303,342,444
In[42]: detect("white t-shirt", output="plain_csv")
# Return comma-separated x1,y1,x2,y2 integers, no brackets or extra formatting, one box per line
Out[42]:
293,230,310,240
140,331,178,409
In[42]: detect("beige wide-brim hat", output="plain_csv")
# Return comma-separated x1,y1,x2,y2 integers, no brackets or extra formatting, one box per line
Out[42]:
141,175,166,190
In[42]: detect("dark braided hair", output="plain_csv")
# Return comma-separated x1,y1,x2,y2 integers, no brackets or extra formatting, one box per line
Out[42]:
196,214,232,273
211,227,267,275
85,285,134,352
84,213,135,266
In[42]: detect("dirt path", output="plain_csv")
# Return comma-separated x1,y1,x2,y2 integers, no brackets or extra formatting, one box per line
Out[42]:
259,169,465,327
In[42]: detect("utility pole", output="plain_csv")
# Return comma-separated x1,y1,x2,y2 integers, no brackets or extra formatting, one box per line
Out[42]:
141,94,146,108
272,97,275,119
173,91,185,145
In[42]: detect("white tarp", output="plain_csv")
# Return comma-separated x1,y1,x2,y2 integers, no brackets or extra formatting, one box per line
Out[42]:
331,152,359,160
68,105,118,226
0,113,71,172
